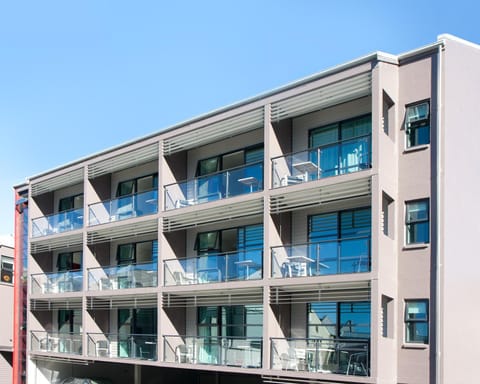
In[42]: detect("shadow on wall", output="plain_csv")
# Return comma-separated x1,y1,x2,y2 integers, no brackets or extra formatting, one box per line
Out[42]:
36,361,134,384
142,367,263,384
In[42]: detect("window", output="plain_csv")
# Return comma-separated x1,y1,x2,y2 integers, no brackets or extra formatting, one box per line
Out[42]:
58,309,82,334
308,302,371,339
196,305,263,365
196,146,264,177
309,115,371,177
1,256,13,284
405,101,430,148
405,300,429,344
198,305,263,338
56,251,82,271
118,308,157,358
117,240,157,265
194,224,263,255
116,174,158,197
59,194,83,212
309,208,371,273
405,199,429,244
194,224,263,281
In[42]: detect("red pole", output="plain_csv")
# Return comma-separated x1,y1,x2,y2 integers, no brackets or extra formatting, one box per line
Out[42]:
12,190,27,384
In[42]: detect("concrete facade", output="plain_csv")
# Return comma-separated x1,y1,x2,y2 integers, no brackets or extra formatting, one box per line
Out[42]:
16,35,480,384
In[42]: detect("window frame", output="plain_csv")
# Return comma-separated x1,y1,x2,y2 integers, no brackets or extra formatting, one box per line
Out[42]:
405,199,430,245
116,173,158,197
405,100,430,148
116,240,157,265
197,305,263,338
56,251,82,272
58,193,84,212
194,223,263,255
404,299,429,344
195,144,264,177
307,301,371,340
308,114,372,149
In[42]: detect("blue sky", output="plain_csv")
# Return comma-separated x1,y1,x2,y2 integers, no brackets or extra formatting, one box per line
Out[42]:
0,0,478,237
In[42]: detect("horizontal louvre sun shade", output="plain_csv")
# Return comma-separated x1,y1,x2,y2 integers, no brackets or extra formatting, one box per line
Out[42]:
270,281,370,305
87,218,158,244
163,198,264,232
88,143,158,179
87,294,157,310
163,288,263,308
270,177,371,214
30,233,83,254
163,108,264,155
30,297,82,311
31,168,84,197
271,72,372,121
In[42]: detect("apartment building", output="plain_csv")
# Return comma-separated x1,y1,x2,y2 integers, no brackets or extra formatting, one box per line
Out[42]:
0,243,14,383
17,34,480,384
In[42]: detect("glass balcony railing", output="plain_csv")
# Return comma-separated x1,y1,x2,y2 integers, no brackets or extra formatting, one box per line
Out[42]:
270,337,369,376
88,189,158,226
31,270,83,294
164,248,263,286
271,135,371,188
164,335,262,368
31,331,83,355
88,262,158,291
271,237,370,278
87,333,157,360
32,208,83,237
164,162,263,210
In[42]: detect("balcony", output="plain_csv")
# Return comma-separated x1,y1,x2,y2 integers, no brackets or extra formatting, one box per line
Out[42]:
32,208,83,237
88,189,158,226
164,335,262,368
164,162,263,211
87,332,157,360
31,331,83,356
164,248,263,286
271,135,371,188
270,337,369,376
271,237,370,278
31,270,83,294
88,262,158,291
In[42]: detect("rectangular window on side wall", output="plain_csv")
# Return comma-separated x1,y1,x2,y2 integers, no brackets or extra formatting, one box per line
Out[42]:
405,199,429,245
405,101,430,148
1,256,13,284
405,300,429,344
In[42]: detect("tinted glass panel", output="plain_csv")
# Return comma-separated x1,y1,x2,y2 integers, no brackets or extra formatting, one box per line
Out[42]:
117,244,135,264
117,180,135,197
310,124,338,148
198,157,220,176
341,116,371,139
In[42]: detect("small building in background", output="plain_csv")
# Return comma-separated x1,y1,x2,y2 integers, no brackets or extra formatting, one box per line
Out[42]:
0,241,14,383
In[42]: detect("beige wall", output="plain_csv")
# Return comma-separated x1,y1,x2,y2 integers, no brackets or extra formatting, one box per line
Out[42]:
395,54,434,384
441,36,480,384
